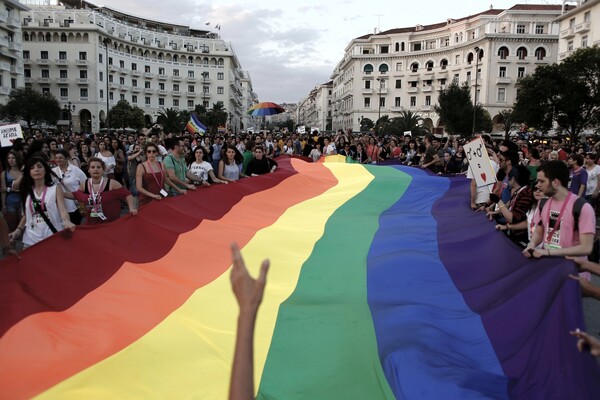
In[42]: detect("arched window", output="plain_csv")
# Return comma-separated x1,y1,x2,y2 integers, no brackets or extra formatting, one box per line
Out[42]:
60,33,67,42
516,47,528,60
363,64,373,74
401,42,405,51
218,58,224,66
534,47,546,60
23,32,29,41
188,56,193,64
378,63,389,74
477,49,484,60
410,62,419,72
45,33,51,42
173,54,178,62
498,46,509,59
395,42,399,52
467,52,474,64
425,61,434,71
440,59,448,70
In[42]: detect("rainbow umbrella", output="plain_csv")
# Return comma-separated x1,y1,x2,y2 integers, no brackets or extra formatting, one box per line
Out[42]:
247,102,285,116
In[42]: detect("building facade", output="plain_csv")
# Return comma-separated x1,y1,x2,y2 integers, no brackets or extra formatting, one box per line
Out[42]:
555,0,599,61
328,4,565,134
0,0,28,103
297,81,333,132
19,0,252,133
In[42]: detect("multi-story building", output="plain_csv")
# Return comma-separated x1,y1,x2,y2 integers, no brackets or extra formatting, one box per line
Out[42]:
328,4,565,134
20,0,252,133
555,0,599,62
297,81,333,132
0,0,28,103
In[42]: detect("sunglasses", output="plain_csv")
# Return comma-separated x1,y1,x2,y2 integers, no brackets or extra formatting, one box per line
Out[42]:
147,149,157,154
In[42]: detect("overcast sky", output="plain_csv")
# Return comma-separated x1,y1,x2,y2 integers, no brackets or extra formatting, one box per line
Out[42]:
95,0,564,103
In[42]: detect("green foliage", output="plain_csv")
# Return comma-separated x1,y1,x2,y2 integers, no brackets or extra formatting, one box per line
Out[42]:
476,107,493,135
157,107,185,133
383,110,430,137
0,87,61,132
107,100,144,129
513,46,600,142
191,102,227,133
496,109,515,140
434,81,476,137
360,117,374,132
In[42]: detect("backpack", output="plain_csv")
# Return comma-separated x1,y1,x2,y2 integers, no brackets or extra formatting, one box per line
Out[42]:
538,196,587,231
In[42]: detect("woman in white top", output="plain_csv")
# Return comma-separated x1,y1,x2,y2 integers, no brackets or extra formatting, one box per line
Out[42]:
95,141,116,179
282,139,294,155
218,145,245,182
188,146,227,185
9,155,75,248
309,142,322,162
52,149,87,225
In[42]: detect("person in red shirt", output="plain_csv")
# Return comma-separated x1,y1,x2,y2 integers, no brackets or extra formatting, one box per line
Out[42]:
551,138,568,161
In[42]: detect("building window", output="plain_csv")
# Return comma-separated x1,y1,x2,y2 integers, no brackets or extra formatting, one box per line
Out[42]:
145,97,151,105
23,50,30,59
584,11,590,22
498,46,508,59
568,41,574,51
188,70,194,78
59,51,67,60
364,97,371,108
120,94,125,101
119,77,125,85
158,98,164,106
518,67,525,78
108,57,113,65
379,97,385,107
188,85,195,92
454,54,460,65
466,71,471,82
217,72,224,80
159,82,165,90
440,59,448,69
363,64,374,74
395,62,402,71
24,69,31,78
173,69,180,77
41,69,49,78
188,100,194,108
534,47,546,60
202,86,209,94
535,24,544,34
132,63,137,71
395,79,401,89
80,88,88,98
158,67,164,74
173,84,180,91
79,52,87,60
144,81,150,89
395,42,399,52
109,92,113,101
425,61,434,71
365,80,371,89
425,95,431,106
497,88,506,102
41,51,48,60
380,45,389,54
217,86,224,94
569,18,575,28
132,95,138,104
145,65,151,73
516,24,525,34
378,64,389,74
394,97,401,107
173,99,179,107
453,74,459,83
410,62,419,72
582,36,588,48
60,88,68,97
516,47,527,60
60,70,68,79
119,60,125,68
499,67,506,77
132,79,137,87
99,53,103,63
410,96,416,107
99,89,103,99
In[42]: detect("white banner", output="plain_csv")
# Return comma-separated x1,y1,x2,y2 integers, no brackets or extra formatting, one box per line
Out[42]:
0,124,23,147
297,125,305,134
464,136,497,188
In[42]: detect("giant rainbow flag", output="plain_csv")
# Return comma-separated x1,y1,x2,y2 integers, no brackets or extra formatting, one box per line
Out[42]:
1,156,599,399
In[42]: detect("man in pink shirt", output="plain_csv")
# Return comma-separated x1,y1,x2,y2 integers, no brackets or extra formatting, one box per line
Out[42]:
523,161,595,258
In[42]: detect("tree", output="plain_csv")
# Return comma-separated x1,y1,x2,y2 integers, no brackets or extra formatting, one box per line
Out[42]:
208,102,228,132
157,107,185,133
434,81,477,137
360,117,374,132
375,115,391,136
0,87,61,132
107,100,144,129
513,47,600,142
496,109,515,141
386,110,430,137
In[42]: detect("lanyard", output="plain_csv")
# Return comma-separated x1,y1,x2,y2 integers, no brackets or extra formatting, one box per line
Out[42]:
545,192,572,243
29,186,48,215
146,161,164,189
509,186,527,211
88,178,104,208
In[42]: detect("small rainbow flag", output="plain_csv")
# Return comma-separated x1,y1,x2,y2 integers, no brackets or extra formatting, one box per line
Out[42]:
185,113,207,135
1,156,599,399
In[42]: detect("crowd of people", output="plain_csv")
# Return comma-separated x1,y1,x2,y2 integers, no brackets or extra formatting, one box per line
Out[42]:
1,125,599,365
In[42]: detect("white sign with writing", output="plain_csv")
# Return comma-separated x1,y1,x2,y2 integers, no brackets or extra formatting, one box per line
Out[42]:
464,136,497,188
297,125,305,134
0,124,23,147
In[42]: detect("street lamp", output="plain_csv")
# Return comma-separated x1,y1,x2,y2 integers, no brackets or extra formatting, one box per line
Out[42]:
103,37,111,131
472,46,480,136
63,102,76,132
376,77,384,124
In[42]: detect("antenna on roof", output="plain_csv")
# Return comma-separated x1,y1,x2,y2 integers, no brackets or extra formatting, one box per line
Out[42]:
374,14,383,33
